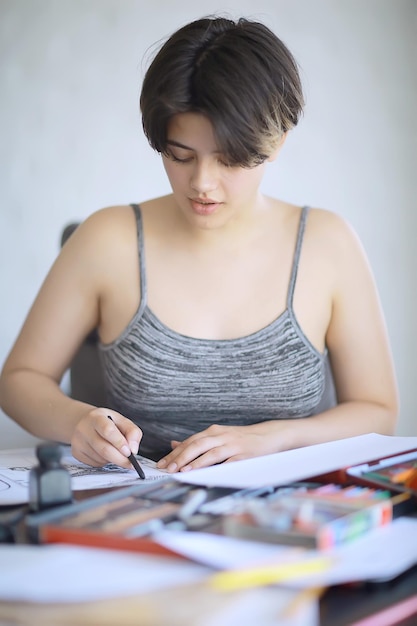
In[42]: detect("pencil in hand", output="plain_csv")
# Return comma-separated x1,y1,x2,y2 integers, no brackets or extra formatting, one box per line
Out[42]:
107,415,145,479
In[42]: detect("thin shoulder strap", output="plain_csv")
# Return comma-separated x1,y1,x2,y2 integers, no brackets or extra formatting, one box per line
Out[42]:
130,203,147,306
287,206,309,310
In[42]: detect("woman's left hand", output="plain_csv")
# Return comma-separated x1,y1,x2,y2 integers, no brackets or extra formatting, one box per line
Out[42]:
156,422,289,472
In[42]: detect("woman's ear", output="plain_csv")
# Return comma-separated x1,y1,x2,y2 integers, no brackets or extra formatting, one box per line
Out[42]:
267,132,288,162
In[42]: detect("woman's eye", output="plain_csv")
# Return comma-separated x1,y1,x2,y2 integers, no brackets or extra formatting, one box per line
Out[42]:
166,151,234,168
168,152,193,164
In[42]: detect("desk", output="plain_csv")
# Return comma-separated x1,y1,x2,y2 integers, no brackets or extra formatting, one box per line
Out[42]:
0,494,319,626
0,583,259,626
0,564,416,626
1,435,417,626
321,565,417,626
1,506,417,626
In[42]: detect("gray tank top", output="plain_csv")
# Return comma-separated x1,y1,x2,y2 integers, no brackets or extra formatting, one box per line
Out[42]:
99,204,332,460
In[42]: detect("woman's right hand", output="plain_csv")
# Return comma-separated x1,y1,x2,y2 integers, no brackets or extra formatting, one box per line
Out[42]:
71,408,143,469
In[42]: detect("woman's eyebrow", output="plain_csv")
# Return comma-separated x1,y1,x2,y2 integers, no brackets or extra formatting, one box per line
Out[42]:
166,139,193,150
166,139,221,154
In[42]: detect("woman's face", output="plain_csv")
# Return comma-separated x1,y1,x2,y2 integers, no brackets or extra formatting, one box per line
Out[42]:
162,112,269,230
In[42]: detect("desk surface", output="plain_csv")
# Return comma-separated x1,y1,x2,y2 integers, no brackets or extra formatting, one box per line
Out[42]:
1,490,417,625
0,566,416,626
321,565,417,626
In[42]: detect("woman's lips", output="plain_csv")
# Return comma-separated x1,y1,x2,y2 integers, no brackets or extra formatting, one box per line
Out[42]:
190,198,221,215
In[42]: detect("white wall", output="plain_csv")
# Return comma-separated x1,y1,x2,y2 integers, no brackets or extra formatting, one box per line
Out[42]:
1,0,416,449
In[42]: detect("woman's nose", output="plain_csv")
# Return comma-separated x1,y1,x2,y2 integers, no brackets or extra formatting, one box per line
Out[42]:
190,160,218,193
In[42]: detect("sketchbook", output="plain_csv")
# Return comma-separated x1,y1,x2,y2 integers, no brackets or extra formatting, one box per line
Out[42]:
0,446,169,505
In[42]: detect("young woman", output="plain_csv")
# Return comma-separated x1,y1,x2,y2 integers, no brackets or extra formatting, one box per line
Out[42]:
0,17,398,473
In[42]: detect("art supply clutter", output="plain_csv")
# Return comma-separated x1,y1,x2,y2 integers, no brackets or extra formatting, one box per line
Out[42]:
24,476,415,554
221,484,395,550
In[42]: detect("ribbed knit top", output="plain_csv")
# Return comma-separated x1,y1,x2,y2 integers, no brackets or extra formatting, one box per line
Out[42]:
99,204,329,460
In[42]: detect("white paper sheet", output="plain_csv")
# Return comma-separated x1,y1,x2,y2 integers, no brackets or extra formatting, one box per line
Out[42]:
0,543,209,602
289,516,417,588
0,544,319,625
175,433,417,489
0,446,169,505
155,529,304,570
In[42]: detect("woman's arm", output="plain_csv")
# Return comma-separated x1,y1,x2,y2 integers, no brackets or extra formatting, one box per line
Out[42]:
157,211,399,472
0,209,142,467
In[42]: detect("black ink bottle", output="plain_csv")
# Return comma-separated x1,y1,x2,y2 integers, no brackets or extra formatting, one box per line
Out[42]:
29,442,72,511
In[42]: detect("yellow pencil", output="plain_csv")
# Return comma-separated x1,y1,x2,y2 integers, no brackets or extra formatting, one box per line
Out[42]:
209,556,333,592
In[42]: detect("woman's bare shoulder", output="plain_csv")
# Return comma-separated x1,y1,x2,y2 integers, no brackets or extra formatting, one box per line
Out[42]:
56,205,141,289
272,200,358,245
65,204,142,250
63,197,173,256
304,207,373,298
78,203,136,231
306,206,363,253
307,205,351,229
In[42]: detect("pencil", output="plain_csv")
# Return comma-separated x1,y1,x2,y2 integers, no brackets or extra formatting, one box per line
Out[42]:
107,415,145,479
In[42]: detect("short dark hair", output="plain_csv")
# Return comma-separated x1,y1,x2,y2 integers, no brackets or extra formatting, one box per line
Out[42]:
140,17,304,167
